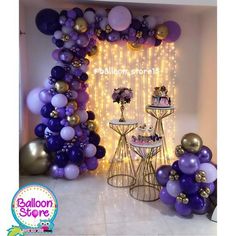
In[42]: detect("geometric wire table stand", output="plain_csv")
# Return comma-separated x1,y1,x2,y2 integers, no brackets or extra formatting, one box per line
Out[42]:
107,119,138,188
145,105,174,166
129,141,162,202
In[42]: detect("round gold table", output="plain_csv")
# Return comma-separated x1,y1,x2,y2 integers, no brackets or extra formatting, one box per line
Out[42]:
146,105,174,165
129,141,162,201
107,119,138,188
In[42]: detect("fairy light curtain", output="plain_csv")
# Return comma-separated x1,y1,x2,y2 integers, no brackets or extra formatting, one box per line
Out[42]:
87,41,177,160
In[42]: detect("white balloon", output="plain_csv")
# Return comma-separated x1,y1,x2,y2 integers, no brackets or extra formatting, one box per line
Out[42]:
54,30,62,39
199,163,217,183
26,87,44,114
60,126,75,141
51,94,68,108
166,180,182,197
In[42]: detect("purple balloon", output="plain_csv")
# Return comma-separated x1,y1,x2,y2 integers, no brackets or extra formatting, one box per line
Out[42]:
193,198,210,214
156,165,172,186
77,91,89,104
107,31,120,42
189,194,205,211
201,182,215,194
79,163,88,173
39,89,52,103
163,21,181,42
85,157,98,170
179,174,200,194
166,180,182,197
77,34,89,48
178,153,200,174
172,160,181,172
145,37,156,46
26,87,44,114
160,187,176,206
59,49,74,63
50,165,64,178
108,6,132,31
197,145,212,163
64,164,80,180
52,49,60,61
175,201,192,217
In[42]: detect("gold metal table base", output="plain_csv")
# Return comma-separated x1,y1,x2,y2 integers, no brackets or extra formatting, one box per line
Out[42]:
145,106,174,166
129,143,161,201
107,120,138,188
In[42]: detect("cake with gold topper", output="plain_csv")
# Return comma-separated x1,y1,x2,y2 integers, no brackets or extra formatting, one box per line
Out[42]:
151,86,171,107
131,124,162,145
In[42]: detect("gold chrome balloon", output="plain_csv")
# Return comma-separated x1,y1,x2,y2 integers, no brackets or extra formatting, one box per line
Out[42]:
195,170,206,183
55,81,69,93
87,120,97,131
155,24,169,40
67,100,78,110
20,138,51,175
67,114,80,126
88,46,98,56
74,18,88,33
127,42,142,51
50,110,58,118
175,145,185,157
62,34,70,42
176,193,189,204
181,133,203,153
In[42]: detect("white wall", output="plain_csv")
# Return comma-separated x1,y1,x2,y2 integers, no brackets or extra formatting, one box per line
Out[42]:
19,3,216,161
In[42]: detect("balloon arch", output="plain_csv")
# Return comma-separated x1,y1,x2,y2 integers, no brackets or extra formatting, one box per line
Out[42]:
26,6,181,180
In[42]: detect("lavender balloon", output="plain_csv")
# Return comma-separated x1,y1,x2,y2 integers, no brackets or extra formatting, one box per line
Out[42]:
39,89,52,103
108,6,132,31
26,87,44,114
197,145,212,163
160,187,176,206
77,34,89,48
50,165,64,178
107,31,120,42
77,110,88,123
199,163,217,183
156,165,172,186
163,21,181,42
166,180,182,197
60,126,75,141
51,94,68,108
59,49,74,63
178,153,200,174
52,49,60,61
64,164,80,180
175,201,192,217
84,144,97,158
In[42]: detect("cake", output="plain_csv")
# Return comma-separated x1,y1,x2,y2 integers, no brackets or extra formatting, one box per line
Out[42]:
131,124,162,145
151,86,171,107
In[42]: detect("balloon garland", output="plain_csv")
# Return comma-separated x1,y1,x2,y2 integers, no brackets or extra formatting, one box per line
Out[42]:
23,6,181,180
156,133,217,217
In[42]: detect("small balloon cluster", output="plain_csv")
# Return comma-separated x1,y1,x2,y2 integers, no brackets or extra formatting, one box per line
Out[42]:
156,133,217,217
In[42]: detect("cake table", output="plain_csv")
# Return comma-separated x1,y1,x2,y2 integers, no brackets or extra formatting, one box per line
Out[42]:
129,141,162,201
107,119,138,188
145,105,174,165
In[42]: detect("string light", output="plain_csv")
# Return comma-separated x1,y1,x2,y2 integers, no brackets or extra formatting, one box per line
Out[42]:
88,41,177,166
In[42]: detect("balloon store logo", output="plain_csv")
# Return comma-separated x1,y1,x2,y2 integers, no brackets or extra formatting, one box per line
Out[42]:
11,184,58,233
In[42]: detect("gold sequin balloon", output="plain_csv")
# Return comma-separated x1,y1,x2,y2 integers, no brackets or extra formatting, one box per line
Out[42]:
155,24,169,40
67,114,80,126
175,145,185,157
55,81,69,93
87,120,98,132
74,18,88,33
67,100,78,110
127,42,142,51
20,138,51,175
181,133,203,153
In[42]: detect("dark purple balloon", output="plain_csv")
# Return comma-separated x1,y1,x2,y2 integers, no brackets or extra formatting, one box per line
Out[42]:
155,39,162,46
46,135,64,151
163,21,181,43
80,73,88,82
179,174,200,194
73,7,83,17
55,152,68,168
51,66,65,79
87,111,95,120
79,163,88,173
89,131,100,146
68,146,84,165
50,165,64,178
85,157,98,170
159,187,176,206
96,146,106,159
41,103,54,118
107,31,120,42
175,201,192,217
197,145,212,163
189,193,205,211
172,160,181,172
47,118,63,132
178,153,200,174
59,49,74,64
35,9,61,35
55,39,64,48
34,123,47,138
193,198,209,214
156,165,172,186
131,19,141,30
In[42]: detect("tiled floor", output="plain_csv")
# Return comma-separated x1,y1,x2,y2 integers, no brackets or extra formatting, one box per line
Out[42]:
20,170,217,236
